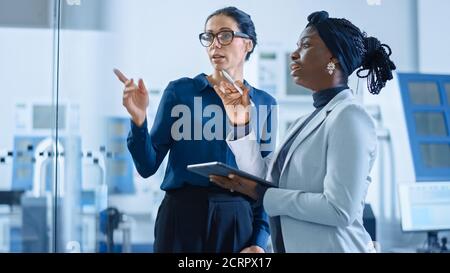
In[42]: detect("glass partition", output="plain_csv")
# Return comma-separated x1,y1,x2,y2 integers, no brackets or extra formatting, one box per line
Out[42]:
0,0,59,253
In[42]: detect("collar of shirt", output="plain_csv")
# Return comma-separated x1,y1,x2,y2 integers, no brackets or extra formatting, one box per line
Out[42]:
312,85,349,109
193,73,256,100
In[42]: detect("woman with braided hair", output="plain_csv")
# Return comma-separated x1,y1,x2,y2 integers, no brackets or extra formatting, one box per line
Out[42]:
210,11,396,252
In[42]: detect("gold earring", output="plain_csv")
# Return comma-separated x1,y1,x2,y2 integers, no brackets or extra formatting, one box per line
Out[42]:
327,62,336,75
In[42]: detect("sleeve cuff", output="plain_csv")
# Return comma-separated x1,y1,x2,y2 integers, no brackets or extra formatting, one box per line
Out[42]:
254,184,269,207
130,117,148,134
263,187,279,217
250,229,270,250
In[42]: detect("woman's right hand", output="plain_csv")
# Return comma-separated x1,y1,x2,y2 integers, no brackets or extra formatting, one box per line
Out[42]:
114,68,149,127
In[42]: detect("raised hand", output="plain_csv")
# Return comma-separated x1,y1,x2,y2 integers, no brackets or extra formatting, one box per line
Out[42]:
114,68,149,127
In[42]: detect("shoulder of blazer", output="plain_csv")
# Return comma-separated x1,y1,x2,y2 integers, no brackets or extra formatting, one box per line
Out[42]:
327,99,357,117
325,97,376,133
284,90,355,136
321,89,354,114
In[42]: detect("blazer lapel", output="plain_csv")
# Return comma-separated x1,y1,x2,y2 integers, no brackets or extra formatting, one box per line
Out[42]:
278,89,354,179
279,110,327,176
265,115,309,183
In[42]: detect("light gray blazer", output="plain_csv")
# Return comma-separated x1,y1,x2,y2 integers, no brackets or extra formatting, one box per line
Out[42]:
227,90,377,253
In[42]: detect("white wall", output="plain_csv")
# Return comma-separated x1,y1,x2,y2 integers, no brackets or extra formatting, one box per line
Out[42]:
0,28,55,149
418,0,450,74
106,0,418,87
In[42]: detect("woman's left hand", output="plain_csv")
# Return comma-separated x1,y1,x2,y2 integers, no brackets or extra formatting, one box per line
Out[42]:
209,174,264,201
240,245,265,253
212,81,251,126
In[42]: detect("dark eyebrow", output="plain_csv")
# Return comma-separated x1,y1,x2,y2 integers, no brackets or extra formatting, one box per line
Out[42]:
205,27,234,33
300,36,314,42
297,36,314,46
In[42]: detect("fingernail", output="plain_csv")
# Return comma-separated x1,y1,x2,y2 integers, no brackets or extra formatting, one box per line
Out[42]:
228,174,234,179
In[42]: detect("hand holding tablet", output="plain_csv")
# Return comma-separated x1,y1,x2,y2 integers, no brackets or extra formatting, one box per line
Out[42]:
187,161,276,188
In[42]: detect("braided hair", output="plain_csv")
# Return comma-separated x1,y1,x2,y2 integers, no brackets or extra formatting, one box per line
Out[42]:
308,11,397,95
335,18,396,95
357,37,397,94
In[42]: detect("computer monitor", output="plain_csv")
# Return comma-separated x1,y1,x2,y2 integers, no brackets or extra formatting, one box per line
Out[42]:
398,182,450,252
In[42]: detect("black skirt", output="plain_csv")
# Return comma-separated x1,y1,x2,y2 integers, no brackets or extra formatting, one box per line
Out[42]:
153,185,254,253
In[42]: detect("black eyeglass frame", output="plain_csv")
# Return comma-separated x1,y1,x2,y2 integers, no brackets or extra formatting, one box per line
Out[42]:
199,30,251,47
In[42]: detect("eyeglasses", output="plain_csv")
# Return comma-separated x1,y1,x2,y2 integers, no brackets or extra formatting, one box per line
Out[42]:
199,30,250,47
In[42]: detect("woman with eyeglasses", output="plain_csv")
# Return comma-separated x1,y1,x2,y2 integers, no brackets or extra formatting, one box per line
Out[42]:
114,7,277,253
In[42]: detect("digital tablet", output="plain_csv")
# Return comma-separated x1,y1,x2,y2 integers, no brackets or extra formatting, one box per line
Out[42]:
187,161,276,188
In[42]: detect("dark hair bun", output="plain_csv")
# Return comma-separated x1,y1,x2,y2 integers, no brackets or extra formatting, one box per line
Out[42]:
307,11,329,24
357,36,396,94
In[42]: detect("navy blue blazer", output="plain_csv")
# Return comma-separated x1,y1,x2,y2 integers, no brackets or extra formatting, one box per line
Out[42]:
127,73,277,248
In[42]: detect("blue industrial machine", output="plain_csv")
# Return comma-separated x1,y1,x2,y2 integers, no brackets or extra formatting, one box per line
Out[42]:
105,117,135,194
9,135,81,252
397,73,450,253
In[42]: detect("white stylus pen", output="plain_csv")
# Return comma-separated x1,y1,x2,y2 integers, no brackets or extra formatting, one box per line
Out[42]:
222,69,244,95
222,69,255,106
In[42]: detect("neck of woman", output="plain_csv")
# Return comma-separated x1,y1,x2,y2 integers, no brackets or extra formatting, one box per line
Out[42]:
311,71,347,92
209,66,244,86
